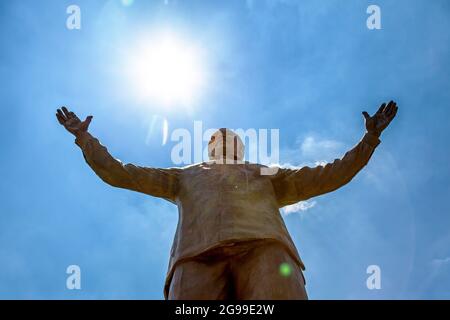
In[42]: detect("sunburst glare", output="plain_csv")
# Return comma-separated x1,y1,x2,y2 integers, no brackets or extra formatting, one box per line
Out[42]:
126,31,207,108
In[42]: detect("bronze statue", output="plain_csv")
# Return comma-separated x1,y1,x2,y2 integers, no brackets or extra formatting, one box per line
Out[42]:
56,101,398,299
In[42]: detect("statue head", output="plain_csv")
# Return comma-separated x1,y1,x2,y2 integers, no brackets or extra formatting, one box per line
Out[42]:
208,128,244,162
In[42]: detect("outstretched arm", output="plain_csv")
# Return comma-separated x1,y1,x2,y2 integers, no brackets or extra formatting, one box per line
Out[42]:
56,107,179,203
271,101,398,207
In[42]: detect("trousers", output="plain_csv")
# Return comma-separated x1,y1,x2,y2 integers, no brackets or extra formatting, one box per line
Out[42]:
168,239,308,300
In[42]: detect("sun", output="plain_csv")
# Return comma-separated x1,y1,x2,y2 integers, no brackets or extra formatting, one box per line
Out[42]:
127,32,206,107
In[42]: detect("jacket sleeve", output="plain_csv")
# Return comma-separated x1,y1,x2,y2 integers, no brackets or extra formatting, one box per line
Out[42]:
271,132,381,208
75,132,180,203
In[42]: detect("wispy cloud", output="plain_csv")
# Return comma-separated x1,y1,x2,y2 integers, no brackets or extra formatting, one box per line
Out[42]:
431,257,450,268
299,135,344,162
278,134,345,169
281,200,316,215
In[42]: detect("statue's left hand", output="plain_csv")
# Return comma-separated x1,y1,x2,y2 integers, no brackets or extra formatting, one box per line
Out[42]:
362,101,398,137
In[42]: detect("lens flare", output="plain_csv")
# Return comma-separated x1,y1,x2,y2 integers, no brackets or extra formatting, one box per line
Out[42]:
279,262,293,277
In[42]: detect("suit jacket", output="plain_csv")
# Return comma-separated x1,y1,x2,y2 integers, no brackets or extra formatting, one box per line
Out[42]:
75,131,380,298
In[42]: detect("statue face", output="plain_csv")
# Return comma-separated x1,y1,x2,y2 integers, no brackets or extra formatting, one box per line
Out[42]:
208,128,244,161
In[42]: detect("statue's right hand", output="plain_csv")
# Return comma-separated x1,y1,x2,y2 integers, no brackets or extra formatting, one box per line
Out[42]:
56,106,93,137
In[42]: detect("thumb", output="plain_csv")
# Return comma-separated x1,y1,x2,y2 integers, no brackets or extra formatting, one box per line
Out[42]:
85,115,93,124
362,111,370,120
84,115,93,129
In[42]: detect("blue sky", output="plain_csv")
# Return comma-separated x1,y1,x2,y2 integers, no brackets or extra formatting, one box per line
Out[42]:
1,0,450,299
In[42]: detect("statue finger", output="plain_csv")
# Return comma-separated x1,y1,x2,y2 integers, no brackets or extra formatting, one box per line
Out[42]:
376,103,386,115
385,104,393,117
56,113,65,125
57,109,67,122
389,105,398,120
84,115,93,125
362,111,371,120
61,106,73,119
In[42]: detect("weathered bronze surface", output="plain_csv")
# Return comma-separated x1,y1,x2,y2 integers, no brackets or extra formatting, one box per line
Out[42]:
56,101,397,299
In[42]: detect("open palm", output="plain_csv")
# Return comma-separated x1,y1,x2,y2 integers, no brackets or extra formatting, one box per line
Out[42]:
56,106,93,137
362,101,398,137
